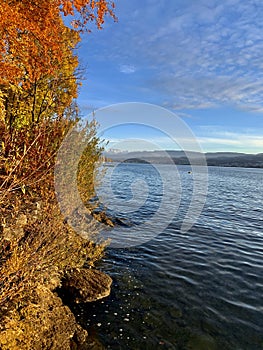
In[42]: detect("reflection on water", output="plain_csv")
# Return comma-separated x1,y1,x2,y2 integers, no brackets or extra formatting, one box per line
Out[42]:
73,165,263,349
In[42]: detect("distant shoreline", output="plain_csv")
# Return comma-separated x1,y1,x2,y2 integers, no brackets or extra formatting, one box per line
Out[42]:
103,150,263,168
105,159,263,168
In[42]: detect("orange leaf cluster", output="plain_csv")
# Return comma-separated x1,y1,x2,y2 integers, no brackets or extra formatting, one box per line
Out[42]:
61,0,116,28
0,0,116,86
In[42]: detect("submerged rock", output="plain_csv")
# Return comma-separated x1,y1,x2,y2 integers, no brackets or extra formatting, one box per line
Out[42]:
62,268,112,303
187,333,217,350
113,217,132,227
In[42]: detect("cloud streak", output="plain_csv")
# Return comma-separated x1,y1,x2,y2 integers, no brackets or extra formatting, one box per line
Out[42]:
103,126,263,153
88,0,263,111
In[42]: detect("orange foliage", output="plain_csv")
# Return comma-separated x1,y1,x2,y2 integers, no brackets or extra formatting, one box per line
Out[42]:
0,0,116,86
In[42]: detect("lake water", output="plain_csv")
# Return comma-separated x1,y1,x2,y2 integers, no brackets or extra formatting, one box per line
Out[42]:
73,164,263,350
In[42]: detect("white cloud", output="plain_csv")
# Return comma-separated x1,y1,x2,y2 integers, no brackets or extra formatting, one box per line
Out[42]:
81,0,263,112
143,0,263,110
103,132,263,153
197,129,263,152
198,137,241,146
100,0,263,111
119,65,136,74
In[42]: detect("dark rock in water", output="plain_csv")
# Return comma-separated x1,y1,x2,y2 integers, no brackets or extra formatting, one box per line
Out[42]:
92,212,114,227
88,202,133,228
114,217,132,227
93,211,132,227
62,268,112,303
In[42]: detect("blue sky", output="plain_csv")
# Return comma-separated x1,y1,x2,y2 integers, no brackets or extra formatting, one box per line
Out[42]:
76,0,263,153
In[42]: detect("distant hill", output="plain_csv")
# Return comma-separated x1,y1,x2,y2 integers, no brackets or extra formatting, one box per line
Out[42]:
104,150,263,168
205,152,247,159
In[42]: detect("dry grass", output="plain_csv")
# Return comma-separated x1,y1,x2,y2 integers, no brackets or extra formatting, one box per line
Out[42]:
0,116,108,349
0,195,105,309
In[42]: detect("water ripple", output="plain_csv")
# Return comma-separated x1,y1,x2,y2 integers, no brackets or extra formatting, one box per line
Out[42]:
73,165,263,350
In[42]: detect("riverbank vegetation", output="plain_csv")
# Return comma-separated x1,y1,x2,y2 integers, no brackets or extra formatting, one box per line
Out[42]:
0,1,115,348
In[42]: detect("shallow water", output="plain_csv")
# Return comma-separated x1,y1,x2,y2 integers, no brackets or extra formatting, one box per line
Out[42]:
73,164,263,350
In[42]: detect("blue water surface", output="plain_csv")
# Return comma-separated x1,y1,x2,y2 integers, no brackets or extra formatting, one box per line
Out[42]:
74,164,263,350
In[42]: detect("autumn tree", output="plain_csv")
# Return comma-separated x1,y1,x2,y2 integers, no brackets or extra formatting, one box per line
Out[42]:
0,3,116,342
0,0,116,86
2,25,80,131
0,0,116,124
0,0,116,196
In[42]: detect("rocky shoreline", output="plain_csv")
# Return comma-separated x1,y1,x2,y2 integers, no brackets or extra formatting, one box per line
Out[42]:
0,198,113,350
0,269,112,349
